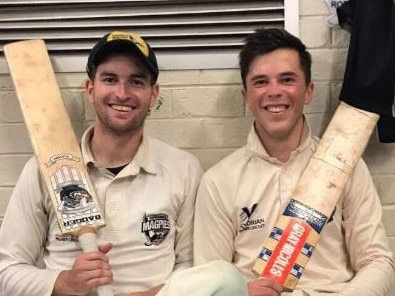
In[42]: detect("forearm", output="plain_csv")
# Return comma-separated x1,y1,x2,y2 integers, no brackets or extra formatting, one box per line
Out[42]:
0,264,61,296
337,261,394,296
282,258,394,296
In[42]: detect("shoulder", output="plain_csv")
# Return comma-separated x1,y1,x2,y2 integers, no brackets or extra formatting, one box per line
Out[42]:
20,156,40,179
346,157,374,188
148,136,203,173
201,146,247,184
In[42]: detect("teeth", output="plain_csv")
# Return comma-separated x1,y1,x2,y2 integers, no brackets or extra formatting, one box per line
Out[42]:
112,104,132,112
266,105,286,113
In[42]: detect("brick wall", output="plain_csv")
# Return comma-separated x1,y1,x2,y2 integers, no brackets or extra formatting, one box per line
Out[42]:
300,1,395,294
0,0,394,292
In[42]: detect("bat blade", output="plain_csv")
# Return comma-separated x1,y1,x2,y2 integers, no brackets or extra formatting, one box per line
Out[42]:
253,102,379,290
4,39,113,296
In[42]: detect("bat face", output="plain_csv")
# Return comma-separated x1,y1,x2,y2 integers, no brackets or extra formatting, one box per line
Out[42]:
4,40,106,236
47,158,101,226
253,199,325,289
47,161,104,232
253,103,379,291
5,38,113,296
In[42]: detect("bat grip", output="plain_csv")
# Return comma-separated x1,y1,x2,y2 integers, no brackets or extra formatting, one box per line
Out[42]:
78,231,114,296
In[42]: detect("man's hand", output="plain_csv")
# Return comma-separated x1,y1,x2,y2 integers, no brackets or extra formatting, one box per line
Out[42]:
53,243,113,295
125,284,165,296
248,277,283,296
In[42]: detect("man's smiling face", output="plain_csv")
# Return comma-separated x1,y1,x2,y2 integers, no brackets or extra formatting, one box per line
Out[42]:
86,53,158,136
243,48,313,142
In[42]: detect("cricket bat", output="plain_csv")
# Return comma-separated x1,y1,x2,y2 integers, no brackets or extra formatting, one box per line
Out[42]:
253,102,379,290
4,39,114,296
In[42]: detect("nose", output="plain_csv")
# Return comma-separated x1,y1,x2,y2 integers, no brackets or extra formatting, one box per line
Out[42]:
115,82,130,101
266,81,282,97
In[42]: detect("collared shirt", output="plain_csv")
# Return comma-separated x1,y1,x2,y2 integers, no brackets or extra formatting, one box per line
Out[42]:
0,126,203,296
194,124,394,296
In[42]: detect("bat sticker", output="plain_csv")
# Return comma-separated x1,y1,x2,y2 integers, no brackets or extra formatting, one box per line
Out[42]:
50,164,101,230
256,199,327,286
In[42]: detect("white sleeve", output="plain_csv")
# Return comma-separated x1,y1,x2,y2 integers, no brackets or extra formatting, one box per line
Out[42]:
338,160,394,295
173,157,203,272
194,173,236,265
0,158,61,296
289,161,394,296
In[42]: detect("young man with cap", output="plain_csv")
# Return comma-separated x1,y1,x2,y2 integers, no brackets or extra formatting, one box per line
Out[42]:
0,31,247,296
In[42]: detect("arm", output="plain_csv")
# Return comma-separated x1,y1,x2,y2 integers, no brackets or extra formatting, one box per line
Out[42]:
53,243,113,295
194,173,236,265
173,158,203,272
0,158,114,296
0,158,60,296
337,160,394,295
286,160,394,296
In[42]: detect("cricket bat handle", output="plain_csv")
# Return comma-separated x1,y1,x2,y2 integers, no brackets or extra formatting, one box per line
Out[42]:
78,230,114,296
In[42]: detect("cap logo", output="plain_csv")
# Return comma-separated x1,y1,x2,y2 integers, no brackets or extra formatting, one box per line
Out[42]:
107,31,150,57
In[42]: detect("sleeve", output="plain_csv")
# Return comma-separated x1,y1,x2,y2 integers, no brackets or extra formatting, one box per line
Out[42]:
0,157,62,296
193,172,237,266
173,157,204,272
287,160,394,296
336,160,394,296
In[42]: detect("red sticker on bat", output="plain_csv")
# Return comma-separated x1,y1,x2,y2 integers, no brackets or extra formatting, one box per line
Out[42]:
262,218,311,284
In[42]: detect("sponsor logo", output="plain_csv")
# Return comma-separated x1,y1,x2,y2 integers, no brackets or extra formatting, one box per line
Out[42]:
141,213,170,246
55,233,78,242
63,214,102,228
58,184,94,214
268,222,307,279
239,203,265,232
284,199,327,233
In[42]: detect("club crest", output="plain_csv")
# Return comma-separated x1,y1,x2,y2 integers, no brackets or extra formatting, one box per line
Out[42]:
141,213,170,246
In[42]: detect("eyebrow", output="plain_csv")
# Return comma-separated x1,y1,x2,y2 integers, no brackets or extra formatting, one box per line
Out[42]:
279,71,298,77
250,71,298,81
99,71,148,79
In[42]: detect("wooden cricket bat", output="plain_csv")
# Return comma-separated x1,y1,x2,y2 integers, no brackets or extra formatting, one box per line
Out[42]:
253,102,379,290
4,39,114,296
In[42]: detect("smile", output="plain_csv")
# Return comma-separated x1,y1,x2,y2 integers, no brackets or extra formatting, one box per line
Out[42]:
111,104,135,112
265,105,288,113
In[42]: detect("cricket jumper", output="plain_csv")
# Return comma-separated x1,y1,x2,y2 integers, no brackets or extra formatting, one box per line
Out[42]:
0,126,205,296
194,124,394,296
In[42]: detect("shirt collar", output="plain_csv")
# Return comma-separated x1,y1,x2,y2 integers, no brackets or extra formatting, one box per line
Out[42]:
246,119,313,163
81,126,158,176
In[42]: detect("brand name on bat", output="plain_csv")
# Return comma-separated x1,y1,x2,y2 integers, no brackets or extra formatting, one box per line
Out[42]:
270,222,305,277
63,214,102,227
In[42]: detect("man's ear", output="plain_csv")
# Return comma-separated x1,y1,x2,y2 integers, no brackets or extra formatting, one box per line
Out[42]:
85,78,95,104
150,83,159,109
304,82,314,105
241,86,250,108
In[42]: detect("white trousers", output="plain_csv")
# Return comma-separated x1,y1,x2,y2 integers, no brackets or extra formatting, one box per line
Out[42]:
157,260,247,296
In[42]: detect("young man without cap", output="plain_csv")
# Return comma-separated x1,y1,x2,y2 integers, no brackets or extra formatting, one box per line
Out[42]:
194,28,394,296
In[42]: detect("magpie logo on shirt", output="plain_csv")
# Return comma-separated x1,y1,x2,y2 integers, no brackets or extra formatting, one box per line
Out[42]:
239,203,265,232
141,213,170,246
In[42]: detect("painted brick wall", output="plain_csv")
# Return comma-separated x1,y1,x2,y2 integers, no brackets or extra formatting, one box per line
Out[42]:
300,1,395,294
0,0,393,293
